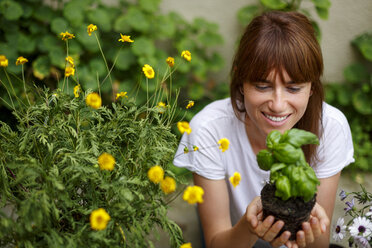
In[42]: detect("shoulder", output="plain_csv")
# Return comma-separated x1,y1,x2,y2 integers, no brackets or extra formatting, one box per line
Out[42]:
321,102,350,134
189,98,239,132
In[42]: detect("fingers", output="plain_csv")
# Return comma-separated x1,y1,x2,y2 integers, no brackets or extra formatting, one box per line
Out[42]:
270,230,291,248
310,217,322,237
246,196,262,229
311,203,329,233
254,215,275,237
302,222,314,244
296,230,306,248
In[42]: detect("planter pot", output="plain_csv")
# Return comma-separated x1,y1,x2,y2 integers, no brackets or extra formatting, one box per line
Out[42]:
260,183,316,240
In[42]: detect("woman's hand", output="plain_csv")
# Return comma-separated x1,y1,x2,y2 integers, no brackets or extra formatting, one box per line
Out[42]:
289,202,330,248
246,196,292,248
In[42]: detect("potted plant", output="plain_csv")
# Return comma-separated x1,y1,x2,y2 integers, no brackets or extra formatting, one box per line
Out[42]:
257,128,320,240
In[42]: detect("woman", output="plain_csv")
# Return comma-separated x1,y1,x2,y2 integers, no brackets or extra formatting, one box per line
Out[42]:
173,11,354,248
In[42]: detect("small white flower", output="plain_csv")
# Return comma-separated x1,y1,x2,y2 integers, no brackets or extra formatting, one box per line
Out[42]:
333,217,347,242
349,216,372,240
354,235,371,248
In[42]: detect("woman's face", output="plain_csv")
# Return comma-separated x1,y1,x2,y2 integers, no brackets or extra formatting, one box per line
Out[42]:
243,69,312,144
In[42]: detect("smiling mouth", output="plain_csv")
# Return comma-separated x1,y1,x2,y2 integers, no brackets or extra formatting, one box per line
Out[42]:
262,113,290,122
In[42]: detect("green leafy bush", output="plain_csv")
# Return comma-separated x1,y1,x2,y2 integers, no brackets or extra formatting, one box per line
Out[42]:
0,23,196,247
0,0,226,119
236,0,332,40
325,32,372,173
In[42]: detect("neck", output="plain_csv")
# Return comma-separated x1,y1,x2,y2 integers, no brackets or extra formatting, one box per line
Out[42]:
244,115,267,154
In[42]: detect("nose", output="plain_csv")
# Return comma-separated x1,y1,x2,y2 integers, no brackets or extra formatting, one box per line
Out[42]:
268,89,287,113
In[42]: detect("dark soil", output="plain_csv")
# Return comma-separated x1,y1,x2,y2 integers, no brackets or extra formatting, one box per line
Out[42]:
260,183,316,240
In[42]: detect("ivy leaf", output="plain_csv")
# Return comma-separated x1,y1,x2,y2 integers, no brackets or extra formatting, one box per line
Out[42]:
63,3,84,27
87,8,111,32
126,7,150,32
115,48,136,71
343,63,369,83
154,15,176,38
0,0,23,20
311,0,331,9
139,0,161,13
113,15,131,33
352,33,372,62
352,89,372,115
315,7,329,20
237,5,260,25
260,0,287,10
33,5,54,22
131,37,155,57
17,33,36,53
51,18,69,35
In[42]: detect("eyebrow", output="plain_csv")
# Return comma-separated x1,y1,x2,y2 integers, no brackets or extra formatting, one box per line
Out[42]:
259,79,297,84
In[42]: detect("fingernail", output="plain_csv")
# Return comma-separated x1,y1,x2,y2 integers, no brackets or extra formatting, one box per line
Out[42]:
321,223,326,232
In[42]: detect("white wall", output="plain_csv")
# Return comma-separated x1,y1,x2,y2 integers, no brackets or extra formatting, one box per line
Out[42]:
160,0,372,83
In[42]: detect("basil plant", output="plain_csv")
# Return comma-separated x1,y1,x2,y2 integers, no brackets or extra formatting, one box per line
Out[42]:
257,129,320,202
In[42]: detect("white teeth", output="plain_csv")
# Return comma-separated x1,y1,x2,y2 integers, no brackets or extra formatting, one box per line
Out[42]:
264,113,288,122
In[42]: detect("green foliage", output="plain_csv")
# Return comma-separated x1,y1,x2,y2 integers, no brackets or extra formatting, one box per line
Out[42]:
325,32,372,173
0,0,226,120
236,0,332,40
0,89,185,247
257,129,320,202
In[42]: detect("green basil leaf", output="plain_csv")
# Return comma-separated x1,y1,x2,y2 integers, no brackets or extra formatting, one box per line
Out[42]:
272,143,301,163
275,176,291,201
257,149,274,171
298,180,317,202
266,130,282,150
285,128,319,148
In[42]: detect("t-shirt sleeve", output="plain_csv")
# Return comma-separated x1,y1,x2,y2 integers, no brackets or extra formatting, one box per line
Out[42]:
173,124,226,180
314,107,355,178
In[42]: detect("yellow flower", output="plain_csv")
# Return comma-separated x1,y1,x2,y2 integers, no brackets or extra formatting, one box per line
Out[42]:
60,31,75,41
86,92,102,109
16,56,28,66
118,33,134,43
181,50,191,62
177,121,192,135
229,172,241,188
65,56,74,67
183,185,204,204
87,24,97,36
218,138,230,152
116,91,128,100
160,176,176,194
166,57,174,67
157,102,166,114
90,208,111,230
147,165,164,184
180,243,192,248
0,55,8,67
186,100,194,109
65,67,75,77
193,145,199,151
73,84,81,98
142,64,155,79
98,152,115,171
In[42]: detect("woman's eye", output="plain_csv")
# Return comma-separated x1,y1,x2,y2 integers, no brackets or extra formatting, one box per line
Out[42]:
287,86,301,92
255,85,270,90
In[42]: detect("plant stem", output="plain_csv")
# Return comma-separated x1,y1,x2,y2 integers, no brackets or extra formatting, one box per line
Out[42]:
94,33,113,93
22,65,31,105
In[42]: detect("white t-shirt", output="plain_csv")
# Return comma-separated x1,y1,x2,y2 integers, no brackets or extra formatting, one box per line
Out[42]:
173,98,354,225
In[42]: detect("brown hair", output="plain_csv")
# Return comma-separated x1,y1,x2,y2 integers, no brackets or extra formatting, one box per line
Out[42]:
230,11,324,164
